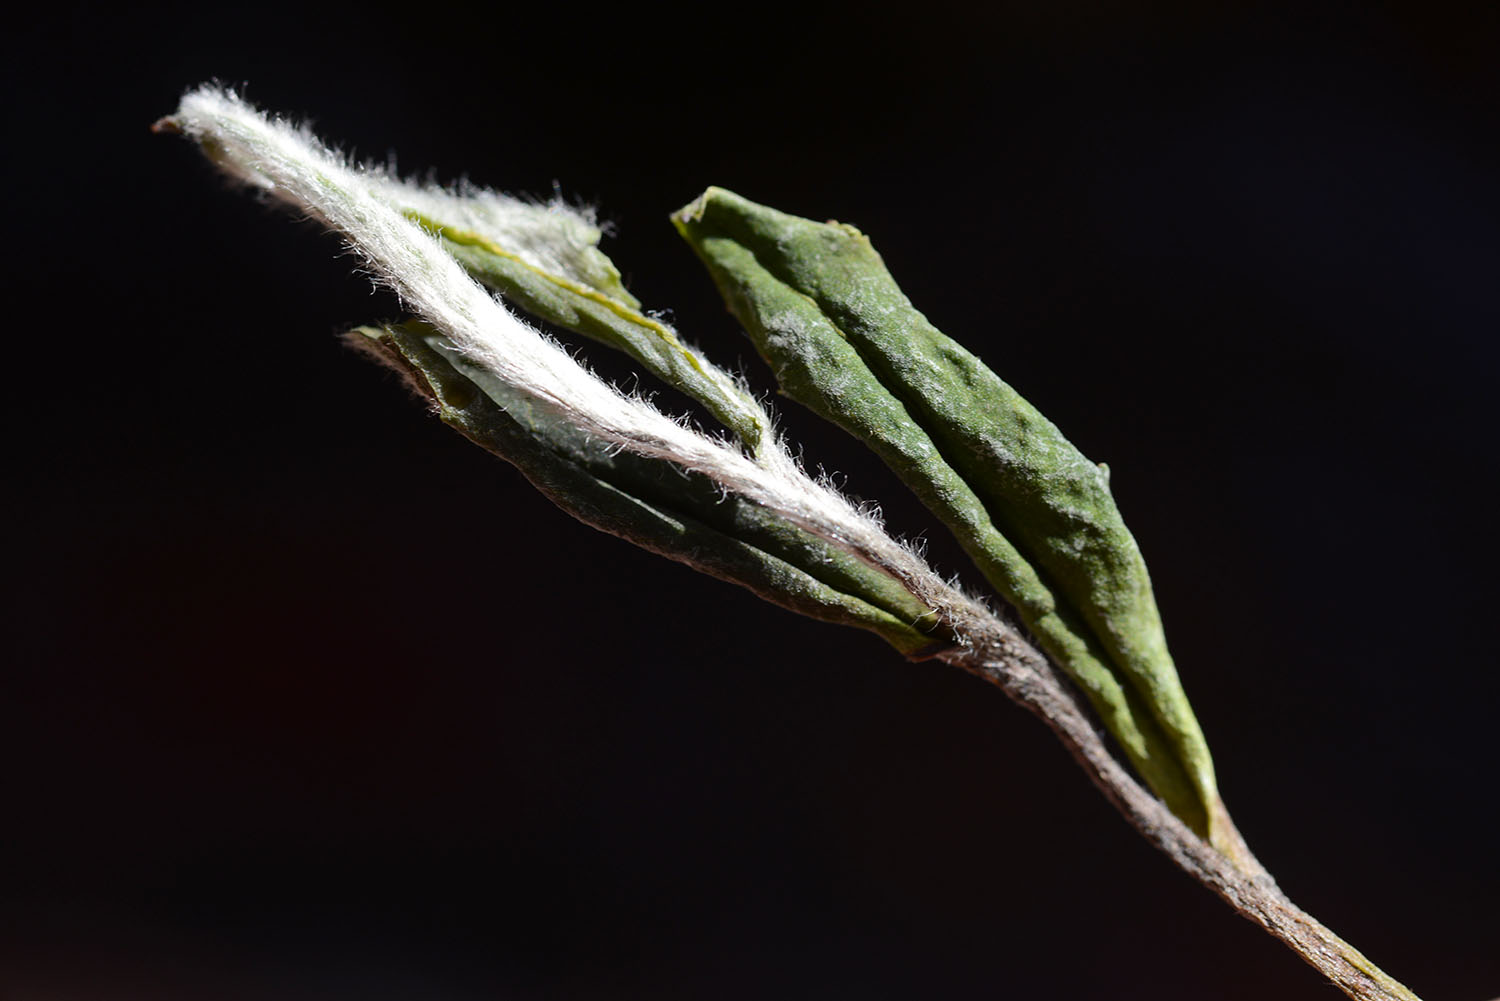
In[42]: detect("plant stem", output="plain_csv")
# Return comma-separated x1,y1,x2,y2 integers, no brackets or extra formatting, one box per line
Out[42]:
936,625,1422,1001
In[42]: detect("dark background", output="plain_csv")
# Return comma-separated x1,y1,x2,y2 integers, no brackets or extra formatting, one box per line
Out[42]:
5,3,1498,999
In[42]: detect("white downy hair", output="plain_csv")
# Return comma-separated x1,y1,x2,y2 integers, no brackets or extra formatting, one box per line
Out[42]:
167,85,984,626
368,172,777,456
375,177,619,294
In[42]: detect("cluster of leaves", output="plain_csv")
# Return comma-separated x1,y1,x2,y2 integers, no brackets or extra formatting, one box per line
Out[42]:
361,185,1225,848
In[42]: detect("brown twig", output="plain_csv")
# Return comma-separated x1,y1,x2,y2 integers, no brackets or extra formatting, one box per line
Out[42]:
936,617,1423,1001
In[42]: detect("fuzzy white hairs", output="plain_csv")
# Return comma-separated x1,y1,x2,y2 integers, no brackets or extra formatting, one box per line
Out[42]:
165,85,988,630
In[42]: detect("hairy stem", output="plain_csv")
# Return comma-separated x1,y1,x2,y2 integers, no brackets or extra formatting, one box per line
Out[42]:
161,86,1427,1000
935,615,1422,1001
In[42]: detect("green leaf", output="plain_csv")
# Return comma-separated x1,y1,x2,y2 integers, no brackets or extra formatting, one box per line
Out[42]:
351,321,951,659
674,187,1223,843
402,208,773,455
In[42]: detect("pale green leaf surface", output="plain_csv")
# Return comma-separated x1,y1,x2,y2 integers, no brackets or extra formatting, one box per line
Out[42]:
402,209,771,454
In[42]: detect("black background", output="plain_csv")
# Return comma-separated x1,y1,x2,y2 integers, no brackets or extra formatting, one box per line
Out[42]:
5,3,1498,999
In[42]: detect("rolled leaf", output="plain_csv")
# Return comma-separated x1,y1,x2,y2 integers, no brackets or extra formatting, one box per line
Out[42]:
352,321,950,658
675,188,1222,843
394,198,773,455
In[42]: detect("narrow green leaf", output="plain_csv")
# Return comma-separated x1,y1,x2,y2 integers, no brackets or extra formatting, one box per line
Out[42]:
351,322,950,659
401,208,772,454
674,188,1222,842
